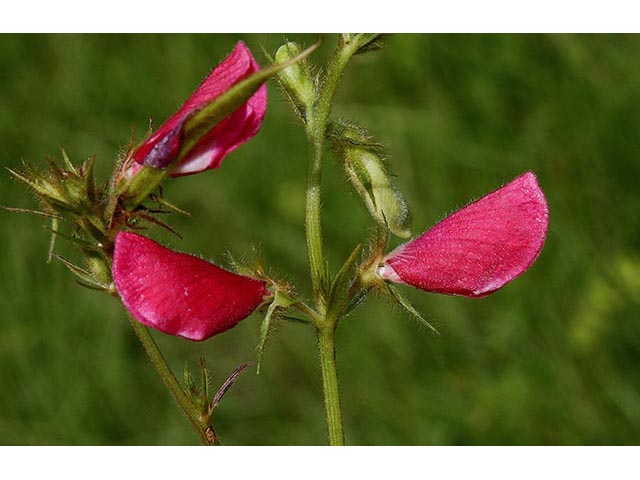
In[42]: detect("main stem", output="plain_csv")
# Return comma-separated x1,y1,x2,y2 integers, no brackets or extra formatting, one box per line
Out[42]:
305,135,326,306
304,38,357,445
127,316,216,445
317,324,344,445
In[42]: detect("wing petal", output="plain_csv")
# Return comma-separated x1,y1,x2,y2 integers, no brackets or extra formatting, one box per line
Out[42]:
381,172,549,297
113,232,269,340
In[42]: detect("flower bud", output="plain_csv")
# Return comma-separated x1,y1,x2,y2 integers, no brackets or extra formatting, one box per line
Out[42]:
275,42,315,118
113,232,271,341
378,172,549,297
329,120,411,238
116,40,319,209
134,42,267,177
114,42,268,209
9,155,96,216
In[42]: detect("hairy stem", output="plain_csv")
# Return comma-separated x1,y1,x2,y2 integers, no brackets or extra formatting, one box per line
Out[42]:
304,36,358,445
317,324,344,445
305,39,358,307
305,135,326,306
127,316,216,445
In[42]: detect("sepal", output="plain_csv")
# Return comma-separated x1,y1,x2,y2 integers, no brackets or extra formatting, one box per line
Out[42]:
383,283,439,335
351,34,388,55
256,287,294,373
53,254,114,293
181,359,255,444
326,243,362,319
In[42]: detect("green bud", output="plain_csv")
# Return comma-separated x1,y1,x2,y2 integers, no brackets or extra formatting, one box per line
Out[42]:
60,173,88,210
329,120,412,239
275,42,316,119
345,149,411,238
8,154,96,216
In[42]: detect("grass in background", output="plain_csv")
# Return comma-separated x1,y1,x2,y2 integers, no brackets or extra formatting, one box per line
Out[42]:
1,34,639,445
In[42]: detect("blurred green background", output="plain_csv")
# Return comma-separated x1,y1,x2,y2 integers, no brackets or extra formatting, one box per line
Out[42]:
1,34,639,445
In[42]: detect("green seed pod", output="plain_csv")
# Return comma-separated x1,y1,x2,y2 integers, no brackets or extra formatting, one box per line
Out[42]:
330,120,412,238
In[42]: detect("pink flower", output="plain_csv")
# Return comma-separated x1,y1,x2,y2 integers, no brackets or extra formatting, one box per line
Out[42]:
131,41,267,177
378,172,549,297
112,232,270,341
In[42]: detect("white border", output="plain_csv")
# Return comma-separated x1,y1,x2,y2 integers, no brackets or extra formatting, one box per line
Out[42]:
0,446,638,479
1,2,637,476
1,1,639,32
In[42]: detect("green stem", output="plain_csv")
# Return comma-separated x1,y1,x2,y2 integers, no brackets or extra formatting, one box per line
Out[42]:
303,37,359,445
305,135,326,306
305,39,358,307
127,316,216,445
316,324,344,446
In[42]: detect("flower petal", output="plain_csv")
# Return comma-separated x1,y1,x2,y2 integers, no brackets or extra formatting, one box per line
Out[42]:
133,41,267,176
379,171,549,297
113,232,269,340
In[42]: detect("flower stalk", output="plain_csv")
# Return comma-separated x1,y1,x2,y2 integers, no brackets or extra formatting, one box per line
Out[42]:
127,315,217,445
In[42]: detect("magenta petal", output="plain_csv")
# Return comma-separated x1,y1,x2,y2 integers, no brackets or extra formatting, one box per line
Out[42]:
113,232,269,341
171,94,264,176
380,172,549,298
133,41,267,176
